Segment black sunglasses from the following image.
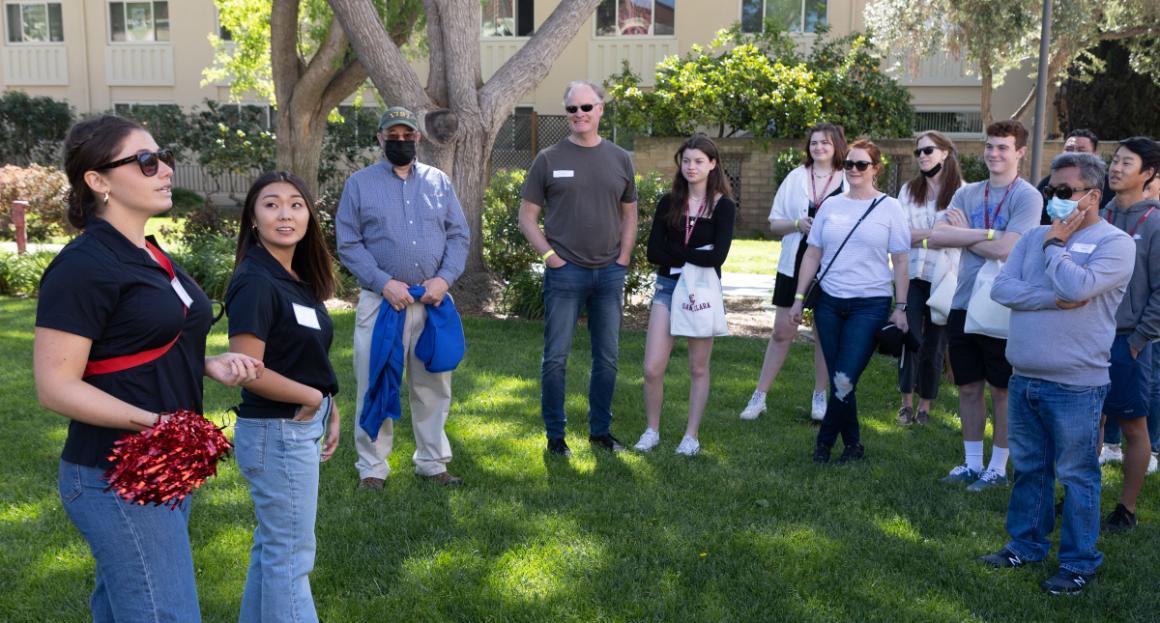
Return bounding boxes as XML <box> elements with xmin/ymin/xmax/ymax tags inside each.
<box><xmin>913</xmin><ymin>146</ymin><xmax>938</xmax><ymax>157</ymax></box>
<box><xmin>1043</xmin><ymin>185</ymin><xmax>1094</xmax><ymax>200</ymax></box>
<box><xmin>843</xmin><ymin>160</ymin><xmax>873</xmax><ymax>171</ymax></box>
<box><xmin>94</xmin><ymin>149</ymin><xmax>175</xmax><ymax>177</ymax></box>
<box><xmin>565</xmin><ymin>103</ymin><xmax>596</xmax><ymax>114</ymax></box>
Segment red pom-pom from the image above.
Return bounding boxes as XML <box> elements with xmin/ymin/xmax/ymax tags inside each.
<box><xmin>104</xmin><ymin>409</ymin><xmax>232</xmax><ymax>509</ymax></box>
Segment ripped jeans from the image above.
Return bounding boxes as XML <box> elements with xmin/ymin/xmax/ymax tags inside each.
<box><xmin>813</xmin><ymin>290</ymin><xmax>891</xmax><ymax>449</ymax></box>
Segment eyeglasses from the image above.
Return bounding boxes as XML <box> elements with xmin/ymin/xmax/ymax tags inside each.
<box><xmin>913</xmin><ymin>146</ymin><xmax>938</xmax><ymax>157</ymax></box>
<box><xmin>565</xmin><ymin>103</ymin><xmax>596</xmax><ymax>114</ymax></box>
<box><xmin>843</xmin><ymin>160</ymin><xmax>873</xmax><ymax>171</ymax></box>
<box><xmin>94</xmin><ymin>149</ymin><xmax>175</xmax><ymax>177</ymax></box>
<box><xmin>1043</xmin><ymin>185</ymin><xmax>1095</xmax><ymax>200</ymax></box>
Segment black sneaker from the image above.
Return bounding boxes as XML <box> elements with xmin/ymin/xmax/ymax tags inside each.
<box><xmin>837</xmin><ymin>443</ymin><xmax>865</xmax><ymax>463</ymax></box>
<box><xmin>977</xmin><ymin>547</ymin><xmax>1033</xmax><ymax>569</ymax></box>
<box><xmin>1101</xmin><ymin>503</ymin><xmax>1137</xmax><ymax>533</ymax></box>
<box><xmin>1041</xmin><ymin>568</ymin><xmax>1094</xmax><ymax>595</ymax></box>
<box><xmin>588</xmin><ymin>434</ymin><xmax>625</xmax><ymax>452</ymax></box>
<box><xmin>546</xmin><ymin>437</ymin><xmax>571</xmax><ymax>457</ymax></box>
<box><xmin>813</xmin><ymin>444</ymin><xmax>831</xmax><ymax>464</ymax></box>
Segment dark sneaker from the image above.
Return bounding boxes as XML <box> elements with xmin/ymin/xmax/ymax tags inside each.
<box><xmin>420</xmin><ymin>471</ymin><xmax>463</xmax><ymax>486</ymax></box>
<box><xmin>897</xmin><ymin>406</ymin><xmax>914</xmax><ymax>426</ymax></box>
<box><xmin>1041</xmin><ymin>568</ymin><xmax>1094</xmax><ymax>595</ymax></box>
<box><xmin>940</xmin><ymin>464</ymin><xmax>980</xmax><ymax>485</ymax></box>
<box><xmin>813</xmin><ymin>444</ymin><xmax>831</xmax><ymax>464</ymax></box>
<box><xmin>915</xmin><ymin>410</ymin><xmax>930</xmax><ymax>425</ymax></box>
<box><xmin>358</xmin><ymin>477</ymin><xmax>385</xmax><ymax>490</ymax></box>
<box><xmin>837</xmin><ymin>443</ymin><xmax>865</xmax><ymax>463</ymax></box>
<box><xmin>977</xmin><ymin>547</ymin><xmax>1034</xmax><ymax>569</ymax></box>
<box><xmin>588</xmin><ymin>434</ymin><xmax>625</xmax><ymax>452</ymax></box>
<box><xmin>1101</xmin><ymin>503</ymin><xmax>1137</xmax><ymax>533</ymax></box>
<box><xmin>546</xmin><ymin>437</ymin><xmax>571</xmax><ymax>457</ymax></box>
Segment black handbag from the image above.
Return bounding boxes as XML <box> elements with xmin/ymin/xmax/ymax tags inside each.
<box><xmin>802</xmin><ymin>195</ymin><xmax>886</xmax><ymax>310</ymax></box>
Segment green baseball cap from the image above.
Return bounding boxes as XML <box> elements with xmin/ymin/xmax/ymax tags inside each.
<box><xmin>378</xmin><ymin>106</ymin><xmax>419</xmax><ymax>131</ymax></box>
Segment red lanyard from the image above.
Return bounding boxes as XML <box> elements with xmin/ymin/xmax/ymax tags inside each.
<box><xmin>145</xmin><ymin>241</ymin><xmax>176</xmax><ymax>281</ymax></box>
<box><xmin>810</xmin><ymin>167</ymin><xmax>836</xmax><ymax>210</ymax></box>
<box><xmin>982</xmin><ymin>181</ymin><xmax>1016</xmax><ymax>229</ymax></box>
<box><xmin>684</xmin><ymin>197</ymin><xmax>707</xmax><ymax>247</ymax></box>
<box><xmin>1106</xmin><ymin>206</ymin><xmax>1156</xmax><ymax>237</ymax></box>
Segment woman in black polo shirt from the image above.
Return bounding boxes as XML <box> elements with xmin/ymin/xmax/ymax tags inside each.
<box><xmin>225</xmin><ymin>171</ymin><xmax>339</xmax><ymax>623</ymax></box>
<box><xmin>34</xmin><ymin>115</ymin><xmax>262</xmax><ymax>622</ymax></box>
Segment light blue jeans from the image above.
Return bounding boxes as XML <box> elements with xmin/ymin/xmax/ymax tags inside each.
<box><xmin>234</xmin><ymin>416</ymin><xmax>324</xmax><ymax>623</ymax></box>
<box><xmin>1005</xmin><ymin>375</ymin><xmax>1107</xmax><ymax>575</ymax></box>
<box><xmin>58</xmin><ymin>459</ymin><xmax>201</xmax><ymax>622</ymax></box>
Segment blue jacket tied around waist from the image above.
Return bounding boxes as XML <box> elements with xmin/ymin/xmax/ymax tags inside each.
<box><xmin>358</xmin><ymin>285</ymin><xmax>466</xmax><ymax>440</ymax></box>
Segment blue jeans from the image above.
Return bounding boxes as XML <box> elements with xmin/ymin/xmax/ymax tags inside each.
<box><xmin>235</xmin><ymin>416</ymin><xmax>324</xmax><ymax>623</ymax></box>
<box><xmin>58</xmin><ymin>459</ymin><xmax>201</xmax><ymax>622</ymax></box>
<box><xmin>1005</xmin><ymin>375</ymin><xmax>1107</xmax><ymax>575</ymax></box>
<box><xmin>541</xmin><ymin>261</ymin><xmax>626</xmax><ymax>439</ymax></box>
<box><xmin>812</xmin><ymin>291</ymin><xmax>891</xmax><ymax>449</ymax></box>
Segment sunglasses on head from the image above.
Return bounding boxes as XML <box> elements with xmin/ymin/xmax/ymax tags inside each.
<box><xmin>94</xmin><ymin>149</ymin><xmax>175</xmax><ymax>177</ymax></box>
<box><xmin>565</xmin><ymin>103</ymin><xmax>596</xmax><ymax>114</ymax></box>
<box><xmin>1042</xmin><ymin>185</ymin><xmax>1094</xmax><ymax>200</ymax></box>
<box><xmin>913</xmin><ymin>146</ymin><xmax>938</xmax><ymax>157</ymax></box>
<box><xmin>843</xmin><ymin>160</ymin><xmax>873</xmax><ymax>171</ymax></box>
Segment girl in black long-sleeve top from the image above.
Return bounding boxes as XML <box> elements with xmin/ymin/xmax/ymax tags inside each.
<box><xmin>633</xmin><ymin>135</ymin><xmax>735</xmax><ymax>456</ymax></box>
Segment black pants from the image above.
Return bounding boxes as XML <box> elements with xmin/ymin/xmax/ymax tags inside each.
<box><xmin>897</xmin><ymin>279</ymin><xmax>947</xmax><ymax>401</ymax></box>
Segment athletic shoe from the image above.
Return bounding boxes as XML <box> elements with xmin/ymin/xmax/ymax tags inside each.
<box><xmin>811</xmin><ymin>391</ymin><xmax>827</xmax><ymax>422</ymax></box>
<box><xmin>813</xmin><ymin>444</ymin><xmax>831</xmax><ymax>464</ymax></box>
<box><xmin>739</xmin><ymin>392</ymin><xmax>766</xmax><ymax>420</ymax></box>
<box><xmin>633</xmin><ymin>429</ymin><xmax>660</xmax><ymax>452</ymax></box>
<box><xmin>897</xmin><ymin>406</ymin><xmax>914</xmax><ymax>426</ymax></box>
<box><xmin>940</xmin><ymin>464</ymin><xmax>980</xmax><ymax>485</ymax></box>
<box><xmin>966</xmin><ymin>469</ymin><xmax>1009</xmax><ymax>492</ymax></box>
<box><xmin>675</xmin><ymin>435</ymin><xmax>700</xmax><ymax>456</ymax></box>
<box><xmin>1101</xmin><ymin>503</ymin><xmax>1137</xmax><ymax>533</ymax></box>
<box><xmin>1041</xmin><ymin>568</ymin><xmax>1094</xmax><ymax>595</ymax></box>
<box><xmin>1099</xmin><ymin>443</ymin><xmax>1123</xmax><ymax>465</ymax></box>
<box><xmin>915</xmin><ymin>410</ymin><xmax>930</xmax><ymax>425</ymax></box>
<box><xmin>837</xmin><ymin>443</ymin><xmax>865</xmax><ymax>463</ymax></box>
<box><xmin>547</xmin><ymin>437</ymin><xmax>571</xmax><ymax>457</ymax></box>
<box><xmin>589</xmin><ymin>434</ymin><xmax>626</xmax><ymax>452</ymax></box>
<box><xmin>977</xmin><ymin>547</ymin><xmax>1033</xmax><ymax>568</ymax></box>
<box><xmin>1147</xmin><ymin>453</ymin><xmax>1158</xmax><ymax>476</ymax></box>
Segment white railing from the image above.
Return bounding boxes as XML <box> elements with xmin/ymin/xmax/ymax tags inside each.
<box><xmin>105</xmin><ymin>45</ymin><xmax>175</xmax><ymax>86</ymax></box>
<box><xmin>1</xmin><ymin>45</ymin><xmax>68</xmax><ymax>86</ymax></box>
<box><xmin>890</xmin><ymin>51</ymin><xmax>979</xmax><ymax>87</ymax></box>
<box><xmin>480</xmin><ymin>38</ymin><xmax>527</xmax><ymax>81</ymax></box>
<box><xmin>587</xmin><ymin>37</ymin><xmax>678</xmax><ymax>87</ymax></box>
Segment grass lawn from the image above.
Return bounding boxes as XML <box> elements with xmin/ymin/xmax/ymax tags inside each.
<box><xmin>1</xmin><ymin>296</ymin><xmax>1157</xmax><ymax>621</ymax></box>
<box><xmin>722</xmin><ymin>239</ymin><xmax>782</xmax><ymax>276</ymax></box>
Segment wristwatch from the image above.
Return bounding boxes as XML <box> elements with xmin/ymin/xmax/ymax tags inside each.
<box><xmin>1043</xmin><ymin>237</ymin><xmax>1066</xmax><ymax>250</ymax></box>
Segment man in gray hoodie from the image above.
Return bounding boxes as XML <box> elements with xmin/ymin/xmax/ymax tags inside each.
<box><xmin>978</xmin><ymin>152</ymin><xmax>1134</xmax><ymax>594</ymax></box>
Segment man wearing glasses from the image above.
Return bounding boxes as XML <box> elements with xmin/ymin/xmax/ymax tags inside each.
<box><xmin>518</xmin><ymin>80</ymin><xmax>638</xmax><ymax>457</ymax></box>
<box><xmin>336</xmin><ymin>107</ymin><xmax>470</xmax><ymax>489</ymax></box>
<box><xmin>1036</xmin><ymin>129</ymin><xmax>1113</xmax><ymax>224</ymax></box>
<box><xmin>929</xmin><ymin>120</ymin><xmax>1043</xmax><ymax>492</ymax></box>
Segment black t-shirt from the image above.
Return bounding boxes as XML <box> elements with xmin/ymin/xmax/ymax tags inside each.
<box><xmin>225</xmin><ymin>244</ymin><xmax>338</xmax><ymax>419</ymax></box>
<box><xmin>36</xmin><ymin>218</ymin><xmax>211</xmax><ymax>468</ymax></box>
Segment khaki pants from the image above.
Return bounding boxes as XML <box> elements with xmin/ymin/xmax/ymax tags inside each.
<box><xmin>353</xmin><ymin>290</ymin><xmax>452</xmax><ymax>479</ymax></box>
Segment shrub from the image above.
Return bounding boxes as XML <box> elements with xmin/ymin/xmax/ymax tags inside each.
<box><xmin>959</xmin><ymin>154</ymin><xmax>989</xmax><ymax>183</ymax></box>
<box><xmin>774</xmin><ymin>148</ymin><xmax>802</xmax><ymax>185</ymax></box>
<box><xmin>0</xmin><ymin>164</ymin><xmax>71</xmax><ymax>241</ymax></box>
<box><xmin>0</xmin><ymin>251</ymin><xmax>56</xmax><ymax>297</ymax></box>
<box><xmin>0</xmin><ymin>92</ymin><xmax>73</xmax><ymax>166</ymax></box>
<box><xmin>172</xmin><ymin>235</ymin><xmax>237</xmax><ymax>302</ymax></box>
<box><xmin>482</xmin><ymin>169</ymin><xmax>536</xmax><ymax>283</ymax></box>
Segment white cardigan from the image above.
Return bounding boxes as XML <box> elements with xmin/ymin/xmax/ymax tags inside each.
<box><xmin>767</xmin><ymin>165</ymin><xmax>847</xmax><ymax>277</ymax></box>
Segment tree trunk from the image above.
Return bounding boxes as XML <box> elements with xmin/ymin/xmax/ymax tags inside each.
<box><xmin>980</xmin><ymin>64</ymin><xmax>994</xmax><ymax>126</ymax></box>
<box><xmin>277</xmin><ymin>108</ymin><xmax>329</xmax><ymax>198</ymax></box>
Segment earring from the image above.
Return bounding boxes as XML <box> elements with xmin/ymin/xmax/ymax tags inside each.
<box><xmin>103</xmin><ymin>192</ymin><xmax>109</xmax><ymax>205</ymax></box>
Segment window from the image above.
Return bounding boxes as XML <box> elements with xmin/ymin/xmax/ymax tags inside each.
<box><xmin>740</xmin><ymin>0</ymin><xmax>826</xmax><ymax>34</ymax></box>
<box><xmin>109</xmin><ymin>1</ymin><xmax>168</xmax><ymax>42</ymax></box>
<box><xmin>482</xmin><ymin>0</ymin><xmax>533</xmax><ymax>37</ymax></box>
<box><xmin>596</xmin><ymin>0</ymin><xmax>674</xmax><ymax>37</ymax></box>
<box><xmin>5</xmin><ymin>1</ymin><xmax>63</xmax><ymax>43</ymax></box>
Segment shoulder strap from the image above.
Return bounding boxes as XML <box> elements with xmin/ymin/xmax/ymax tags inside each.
<box><xmin>814</xmin><ymin>195</ymin><xmax>886</xmax><ymax>286</ymax></box>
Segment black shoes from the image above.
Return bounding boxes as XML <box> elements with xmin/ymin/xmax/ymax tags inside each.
<box><xmin>589</xmin><ymin>434</ymin><xmax>626</xmax><ymax>452</ymax></box>
<box><xmin>813</xmin><ymin>444</ymin><xmax>831</xmax><ymax>464</ymax></box>
<box><xmin>546</xmin><ymin>437</ymin><xmax>571</xmax><ymax>457</ymax></box>
<box><xmin>837</xmin><ymin>443</ymin><xmax>865</xmax><ymax>463</ymax></box>
<box><xmin>1041</xmin><ymin>568</ymin><xmax>1095</xmax><ymax>595</ymax></box>
<box><xmin>977</xmin><ymin>547</ymin><xmax>1033</xmax><ymax>569</ymax></box>
<box><xmin>1101</xmin><ymin>503</ymin><xmax>1137</xmax><ymax>533</ymax></box>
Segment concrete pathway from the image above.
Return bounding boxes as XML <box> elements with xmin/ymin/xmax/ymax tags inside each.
<box><xmin>722</xmin><ymin>272</ymin><xmax>774</xmax><ymax>298</ymax></box>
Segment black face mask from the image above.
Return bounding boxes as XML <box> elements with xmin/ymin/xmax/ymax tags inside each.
<box><xmin>383</xmin><ymin>140</ymin><xmax>416</xmax><ymax>166</ymax></box>
<box><xmin>921</xmin><ymin>162</ymin><xmax>943</xmax><ymax>178</ymax></box>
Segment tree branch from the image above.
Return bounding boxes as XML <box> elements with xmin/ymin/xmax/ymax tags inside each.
<box><xmin>296</xmin><ymin>17</ymin><xmax>351</xmax><ymax>112</ymax></box>
<box><xmin>270</xmin><ymin>0</ymin><xmax>302</xmax><ymax>109</ymax></box>
<box><xmin>435</xmin><ymin>0</ymin><xmax>481</xmax><ymax>114</ymax></box>
<box><xmin>423</xmin><ymin>0</ymin><xmax>448</xmax><ymax>107</ymax></box>
<box><xmin>329</xmin><ymin>0</ymin><xmax>430</xmax><ymax>110</ymax></box>
<box><xmin>1099</xmin><ymin>26</ymin><xmax>1160</xmax><ymax>42</ymax></box>
<box><xmin>320</xmin><ymin>59</ymin><xmax>370</xmax><ymax>114</ymax></box>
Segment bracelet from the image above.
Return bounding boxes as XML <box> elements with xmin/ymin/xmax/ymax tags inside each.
<box><xmin>541</xmin><ymin>248</ymin><xmax>557</xmax><ymax>261</ymax></box>
<box><xmin>895</xmin><ymin>303</ymin><xmax>907</xmax><ymax>310</ymax></box>
<box><xmin>986</xmin><ymin>229</ymin><xmax>995</xmax><ymax>241</ymax></box>
<box><xmin>794</xmin><ymin>293</ymin><xmax>805</xmax><ymax>301</ymax></box>
<box><xmin>794</xmin><ymin>219</ymin><xmax>800</xmax><ymax>231</ymax></box>
<box><xmin>921</xmin><ymin>239</ymin><xmax>928</xmax><ymax>250</ymax></box>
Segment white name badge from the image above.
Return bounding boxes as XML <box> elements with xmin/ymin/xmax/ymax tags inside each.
<box><xmin>171</xmin><ymin>277</ymin><xmax>194</xmax><ymax>307</ymax></box>
<box><xmin>1133</xmin><ymin>234</ymin><xmax>1143</xmax><ymax>240</ymax></box>
<box><xmin>293</xmin><ymin>303</ymin><xmax>322</xmax><ymax>330</ymax></box>
<box><xmin>1070</xmin><ymin>242</ymin><xmax>1096</xmax><ymax>254</ymax></box>
<box><xmin>553</xmin><ymin>170</ymin><xmax>575</xmax><ymax>178</ymax></box>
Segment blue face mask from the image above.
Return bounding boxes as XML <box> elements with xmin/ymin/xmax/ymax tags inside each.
<box><xmin>1046</xmin><ymin>196</ymin><xmax>1080</xmax><ymax>221</ymax></box>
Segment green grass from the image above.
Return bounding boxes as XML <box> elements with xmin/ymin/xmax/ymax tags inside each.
<box><xmin>722</xmin><ymin>239</ymin><xmax>783</xmax><ymax>275</ymax></box>
<box><xmin>1</xmin><ymin>296</ymin><xmax>1158</xmax><ymax>621</ymax></box>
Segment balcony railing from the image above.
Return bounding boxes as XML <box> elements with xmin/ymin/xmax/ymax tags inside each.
<box><xmin>890</xmin><ymin>52</ymin><xmax>979</xmax><ymax>87</ymax></box>
<box><xmin>1</xmin><ymin>45</ymin><xmax>68</xmax><ymax>86</ymax></box>
<box><xmin>587</xmin><ymin>37</ymin><xmax>678</xmax><ymax>87</ymax></box>
<box><xmin>480</xmin><ymin>37</ymin><xmax>528</xmax><ymax>81</ymax></box>
<box><xmin>105</xmin><ymin>44</ymin><xmax>175</xmax><ymax>86</ymax></box>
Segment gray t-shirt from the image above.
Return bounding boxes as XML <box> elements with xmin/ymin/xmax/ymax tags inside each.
<box><xmin>522</xmin><ymin>138</ymin><xmax>637</xmax><ymax>268</ymax></box>
<box><xmin>944</xmin><ymin>178</ymin><xmax>1042</xmax><ymax>309</ymax></box>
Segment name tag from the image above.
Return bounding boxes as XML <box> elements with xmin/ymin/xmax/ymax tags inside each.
<box><xmin>553</xmin><ymin>170</ymin><xmax>575</xmax><ymax>178</ymax></box>
<box><xmin>1070</xmin><ymin>242</ymin><xmax>1095</xmax><ymax>254</ymax></box>
<box><xmin>1134</xmin><ymin>234</ymin><xmax>1143</xmax><ymax>240</ymax></box>
<box><xmin>293</xmin><ymin>303</ymin><xmax>321</xmax><ymax>330</ymax></box>
<box><xmin>171</xmin><ymin>278</ymin><xmax>194</xmax><ymax>307</ymax></box>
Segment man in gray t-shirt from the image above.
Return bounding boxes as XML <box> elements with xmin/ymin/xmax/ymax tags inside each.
<box><xmin>929</xmin><ymin>120</ymin><xmax>1043</xmax><ymax>492</ymax></box>
<box><xmin>518</xmin><ymin>80</ymin><xmax>638</xmax><ymax>457</ymax></box>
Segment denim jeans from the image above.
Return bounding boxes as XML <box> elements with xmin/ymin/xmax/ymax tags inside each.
<box><xmin>235</xmin><ymin>416</ymin><xmax>325</xmax><ymax>623</ymax></box>
<box><xmin>58</xmin><ymin>459</ymin><xmax>201</xmax><ymax>622</ymax></box>
<box><xmin>1005</xmin><ymin>374</ymin><xmax>1107</xmax><ymax>575</ymax></box>
<box><xmin>813</xmin><ymin>291</ymin><xmax>891</xmax><ymax>449</ymax></box>
<box><xmin>541</xmin><ymin>261</ymin><xmax>626</xmax><ymax>439</ymax></box>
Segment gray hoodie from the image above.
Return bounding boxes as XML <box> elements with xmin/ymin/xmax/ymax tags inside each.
<box><xmin>1102</xmin><ymin>198</ymin><xmax>1160</xmax><ymax>353</ymax></box>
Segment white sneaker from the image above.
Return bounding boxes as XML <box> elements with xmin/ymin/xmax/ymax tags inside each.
<box><xmin>1099</xmin><ymin>443</ymin><xmax>1123</xmax><ymax>465</ymax></box>
<box><xmin>1148</xmin><ymin>453</ymin><xmax>1158</xmax><ymax>476</ymax></box>
<box><xmin>633</xmin><ymin>428</ymin><xmax>660</xmax><ymax>452</ymax></box>
<box><xmin>675</xmin><ymin>435</ymin><xmax>700</xmax><ymax>456</ymax></box>
<box><xmin>811</xmin><ymin>391</ymin><xmax>827</xmax><ymax>422</ymax></box>
<box><xmin>739</xmin><ymin>391</ymin><xmax>766</xmax><ymax>420</ymax></box>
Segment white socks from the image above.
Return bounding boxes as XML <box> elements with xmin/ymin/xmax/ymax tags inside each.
<box><xmin>965</xmin><ymin>441</ymin><xmax>984</xmax><ymax>473</ymax></box>
<box><xmin>987</xmin><ymin>446</ymin><xmax>1009</xmax><ymax>476</ymax></box>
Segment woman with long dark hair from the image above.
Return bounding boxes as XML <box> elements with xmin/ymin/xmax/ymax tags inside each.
<box><xmin>740</xmin><ymin>123</ymin><xmax>847</xmax><ymax>422</ymax></box>
<box><xmin>34</xmin><ymin>115</ymin><xmax>262</xmax><ymax>621</ymax></box>
<box><xmin>633</xmin><ymin>135</ymin><xmax>735</xmax><ymax>455</ymax></box>
<box><xmin>225</xmin><ymin>171</ymin><xmax>340</xmax><ymax>623</ymax></box>
<box><xmin>896</xmin><ymin>131</ymin><xmax>964</xmax><ymax>425</ymax></box>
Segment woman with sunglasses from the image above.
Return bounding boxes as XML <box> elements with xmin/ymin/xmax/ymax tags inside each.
<box><xmin>790</xmin><ymin>139</ymin><xmax>911</xmax><ymax>463</ymax></box>
<box><xmin>34</xmin><ymin>115</ymin><xmax>263</xmax><ymax>621</ymax></box>
<box><xmin>896</xmin><ymin>131</ymin><xmax>965</xmax><ymax>426</ymax></box>
<box><xmin>740</xmin><ymin>123</ymin><xmax>847</xmax><ymax>422</ymax></box>
<box><xmin>225</xmin><ymin>172</ymin><xmax>340</xmax><ymax>622</ymax></box>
